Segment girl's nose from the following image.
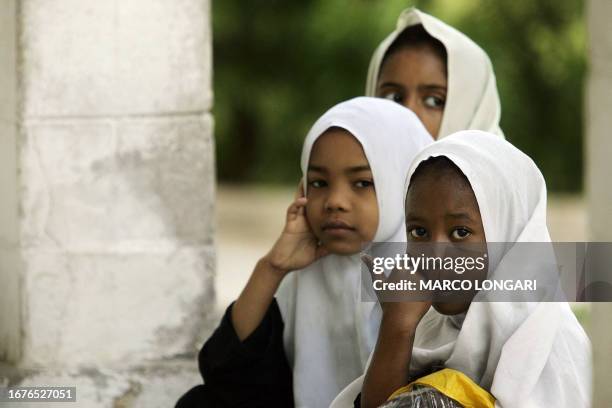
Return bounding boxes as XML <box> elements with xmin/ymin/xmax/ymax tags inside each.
<box><xmin>405</xmin><ymin>97</ymin><xmax>415</xmax><ymax>111</ymax></box>
<box><xmin>431</xmin><ymin>231</ymin><xmax>451</xmax><ymax>244</ymax></box>
<box><xmin>404</xmin><ymin>94</ymin><xmax>419</xmax><ymax>114</ymax></box>
<box><xmin>429</xmin><ymin>233</ymin><xmax>451</xmax><ymax>263</ymax></box>
<box><xmin>324</xmin><ymin>187</ymin><xmax>350</xmax><ymax>212</ymax></box>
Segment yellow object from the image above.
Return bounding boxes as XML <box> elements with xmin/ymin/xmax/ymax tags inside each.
<box><xmin>387</xmin><ymin>368</ymin><xmax>496</xmax><ymax>408</ymax></box>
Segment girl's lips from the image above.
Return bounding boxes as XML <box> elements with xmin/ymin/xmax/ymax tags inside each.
<box><xmin>321</xmin><ymin>220</ymin><xmax>355</xmax><ymax>231</ymax></box>
<box><xmin>322</xmin><ymin>220</ymin><xmax>356</xmax><ymax>237</ymax></box>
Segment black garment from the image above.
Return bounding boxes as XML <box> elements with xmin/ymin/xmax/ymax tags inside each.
<box><xmin>176</xmin><ymin>299</ymin><xmax>294</xmax><ymax>408</ymax></box>
<box><xmin>354</xmin><ymin>392</ymin><xmax>361</xmax><ymax>408</ymax></box>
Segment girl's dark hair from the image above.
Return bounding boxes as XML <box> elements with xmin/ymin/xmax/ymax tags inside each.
<box><xmin>381</xmin><ymin>24</ymin><xmax>447</xmax><ymax>69</ymax></box>
<box><xmin>409</xmin><ymin>156</ymin><xmax>470</xmax><ymax>190</ymax></box>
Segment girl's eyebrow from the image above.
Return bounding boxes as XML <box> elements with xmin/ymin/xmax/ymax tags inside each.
<box><xmin>307</xmin><ymin>165</ymin><xmax>326</xmax><ymax>173</ymax></box>
<box><xmin>446</xmin><ymin>212</ymin><xmax>474</xmax><ymax>221</ymax></box>
<box><xmin>378</xmin><ymin>81</ymin><xmax>403</xmax><ymax>89</ymax></box>
<box><xmin>308</xmin><ymin>164</ymin><xmax>371</xmax><ymax>173</ymax></box>
<box><xmin>346</xmin><ymin>165</ymin><xmax>371</xmax><ymax>173</ymax></box>
<box><xmin>418</xmin><ymin>84</ymin><xmax>447</xmax><ymax>92</ymax></box>
<box><xmin>405</xmin><ymin>214</ymin><xmax>426</xmax><ymax>222</ymax></box>
<box><xmin>378</xmin><ymin>82</ymin><xmax>447</xmax><ymax>91</ymax></box>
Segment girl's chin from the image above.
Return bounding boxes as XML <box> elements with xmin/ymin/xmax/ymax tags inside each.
<box><xmin>433</xmin><ymin>302</ymin><xmax>470</xmax><ymax>316</ymax></box>
<box><xmin>322</xmin><ymin>241</ymin><xmax>362</xmax><ymax>256</ymax></box>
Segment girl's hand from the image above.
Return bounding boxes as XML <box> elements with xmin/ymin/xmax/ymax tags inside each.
<box><xmin>263</xmin><ymin>180</ymin><xmax>329</xmax><ymax>276</ymax></box>
<box><xmin>381</xmin><ymin>298</ymin><xmax>431</xmax><ymax>335</ymax></box>
<box><xmin>361</xmin><ymin>254</ymin><xmax>431</xmax><ymax>408</ymax></box>
<box><xmin>362</xmin><ymin>254</ymin><xmax>432</xmax><ymax>333</ymax></box>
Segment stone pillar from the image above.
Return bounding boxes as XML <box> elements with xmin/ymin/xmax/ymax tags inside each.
<box><xmin>586</xmin><ymin>0</ymin><xmax>612</xmax><ymax>405</ymax></box>
<box><xmin>0</xmin><ymin>0</ymin><xmax>21</xmax><ymax>366</ymax></box>
<box><xmin>0</xmin><ymin>1</ymin><xmax>215</xmax><ymax>406</ymax></box>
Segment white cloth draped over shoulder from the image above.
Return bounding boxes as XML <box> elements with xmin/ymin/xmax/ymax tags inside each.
<box><xmin>365</xmin><ymin>8</ymin><xmax>504</xmax><ymax>139</ymax></box>
<box><xmin>276</xmin><ymin>97</ymin><xmax>434</xmax><ymax>408</ymax></box>
<box><xmin>331</xmin><ymin>131</ymin><xmax>591</xmax><ymax>408</ymax></box>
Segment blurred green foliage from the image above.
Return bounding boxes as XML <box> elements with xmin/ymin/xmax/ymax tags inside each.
<box><xmin>213</xmin><ymin>0</ymin><xmax>585</xmax><ymax>191</ymax></box>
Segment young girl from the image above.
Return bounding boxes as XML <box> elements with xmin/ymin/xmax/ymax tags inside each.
<box><xmin>332</xmin><ymin>131</ymin><xmax>591</xmax><ymax>407</ymax></box>
<box><xmin>367</xmin><ymin>8</ymin><xmax>503</xmax><ymax>139</ymax></box>
<box><xmin>176</xmin><ymin>97</ymin><xmax>433</xmax><ymax>408</ymax></box>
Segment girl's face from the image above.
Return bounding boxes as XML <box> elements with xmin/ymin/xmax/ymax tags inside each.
<box><xmin>405</xmin><ymin>164</ymin><xmax>486</xmax><ymax>315</ymax></box>
<box><xmin>306</xmin><ymin>128</ymin><xmax>379</xmax><ymax>255</ymax></box>
<box><xmin>376</xmin><ymin>46</ymin><xmax>447</xmax><ymax>139</ymax></box>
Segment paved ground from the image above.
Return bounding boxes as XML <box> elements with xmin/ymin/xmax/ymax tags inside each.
<box><xmin>214</xmin><ymin>185</ymin><xmax>293</xmax><ymax>310</ymax></box>
<box><xmin>214</xmin><ymin>185</ymin><xmax>590</xmax><ymax>324</ymax></box>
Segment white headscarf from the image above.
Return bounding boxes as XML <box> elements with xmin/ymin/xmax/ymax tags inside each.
<box><xmin>365</xmin><ymin>8</ymin><xmax>504</xmax><ymax>138</ymax></box>
<box><xmin>277</xmin><ymin>97</ymin><xmax>434</xmax><ymax>408</ymax></box>
<box><xmin>331</xmin><ymin>131</ymin><xmax>591</xmax><ymax>408</ymax></box>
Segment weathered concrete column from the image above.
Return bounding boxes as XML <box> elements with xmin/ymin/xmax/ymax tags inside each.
<box><xmin>586</xmin><ymin>0</ymin><xmax>612</xmax><ymax>405</ymax></box>
<box><xmin>0</xmin><ymin>0</ymin><xmax>22</xmax><ymax>368</ymax></box>
<box><xmin>0</xmin><ymin>1</ymin><xmax>215</xmax><ymax>406</ymax></box>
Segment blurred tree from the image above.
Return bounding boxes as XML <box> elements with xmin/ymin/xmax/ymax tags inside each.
<box><xmin>428</xmin><ymin>0</ymin><xmax>585</xmax><ymax>191</ymax></box>
<box><xmin>213</xmin><ymin>0</ymin><xmax>585</xmax><ymax>191</ymax></box>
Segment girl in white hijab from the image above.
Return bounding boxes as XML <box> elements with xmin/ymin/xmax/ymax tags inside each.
<box><xmin>331</xmin><ymin>131</ymin><xmax>591</xmax><ymax>408</ymax></box>
<box><xmin>177</xmin><ymin>97</ymin><xmax>433</xmax><ymax>408</ymax></box>
<box><xmin>275</xmin><ymin>97</ymin><xmax>433</xmax><ymax>407</ymax></box>
<box><xmin>367</xmin><ymin>8</ymin><xmax>504</xmax><ymax>139</ymax></box>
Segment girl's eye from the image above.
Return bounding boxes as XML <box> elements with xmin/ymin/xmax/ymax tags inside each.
<box><xmin>409</xmin><ymin>227</ymin><xmax>428</xmax><ymax>239</ymax></box>
<box><xmin>424</xmin><ymin>95</ymin><xmax>445</xmax><ymax>109</ymax></box>
<box><xmin>451</xmin><ymin>228</ymin><xmax>471</xmax><ymax>240</ymax></box>
<box><xmin>309</xmin><ymin>180</ymin><xmax>327</xmax><ymax>188</ymax></box>
<box><xmin>355</xmin><ymin>180</ymin><xmax>374</xmax><ymax>188</ymax></box>
<box><xmin>381</xmin><ymin>91</ymin><xmax>404</xmax><ymax>104</ymax></box>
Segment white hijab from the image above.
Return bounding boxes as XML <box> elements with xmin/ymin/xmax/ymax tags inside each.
<box><xmin>276</xmin><ymin>97</ymin><xmax>433</xmax><ymax>408</ymax></box>
<box><xmin>365</xmin><ymin>8</ymin><xmax>504</xmax><ymax>138</ymax></box>
<box><xmin>332</xmin><ymin>131</ymin><xmax>591</xmax><ymax>408</ymax></box>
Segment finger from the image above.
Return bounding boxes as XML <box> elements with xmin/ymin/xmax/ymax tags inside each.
<box><xmin>297</xmin><ymin>196</ymin><xmax>307</xmax><ymax>216</ymax></box>
<box><xmin>286</xmin><ymin>197</ymin><xmax>307</xmax><ymax>220</ymax></box>
<box><xmin>286</xmin><ymin>200</ymin><xmax>301</xmax><ymax>218</ymax></box>
<box><xmin>294</xmin><ymin>179</ymin><xmax>305</xmax><ymax>200</ymax></box>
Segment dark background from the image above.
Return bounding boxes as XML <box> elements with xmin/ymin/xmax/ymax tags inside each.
<box><xmin>213</xmin><ymin>0</ymin><xmax>585</xmax><ymax>191</ymax></box>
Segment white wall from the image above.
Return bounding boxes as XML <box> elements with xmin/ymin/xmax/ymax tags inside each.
<box><xmin>0</xmin><ymin>0</ymin><xmax>21</xmax><ymax>365</ymax></box>
<box><xmin>0</xmin><ymin>1</ymin><xmax>215</xmax><ymax>406</ymax></box>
